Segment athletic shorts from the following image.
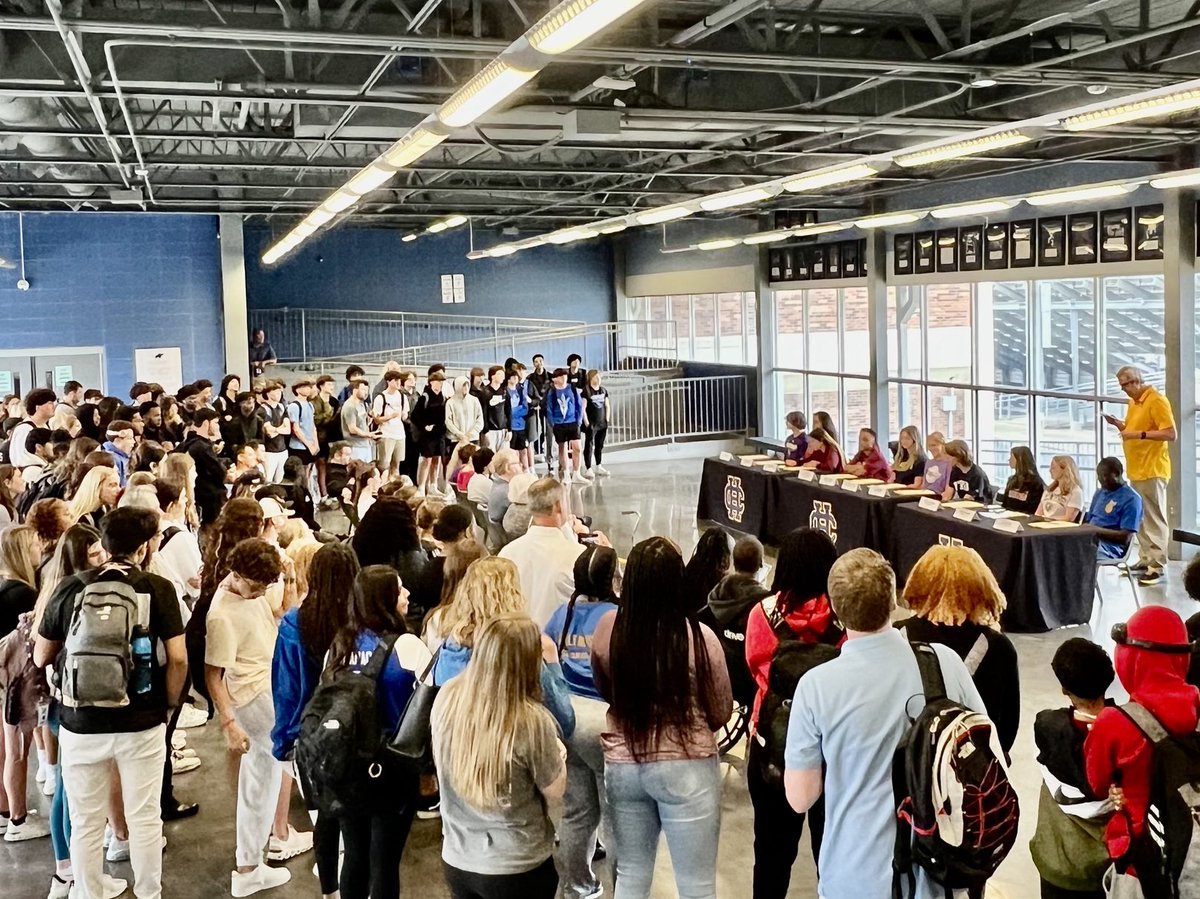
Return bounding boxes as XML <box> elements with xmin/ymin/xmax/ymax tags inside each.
<box><xmin>418</xmin><ymin>435</ymin><xmax>447</xmax><ymax>459</ymax></box>
<box><xmin>553</xmin><ymin>424</ymin><xmax>581</xmax><ymax>444</ymax></box>
<box><xmin>288</xmin><ymin>447</ymin><xmax>314</xmax><ymax>465</ymax></box>
<box><xmin>510</xmin><ymin>433</ymin><xmax>528</xmax><ymax>451</ymax></box>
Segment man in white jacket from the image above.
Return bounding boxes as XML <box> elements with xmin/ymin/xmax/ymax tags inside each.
<box><xmin>443</xmin><ymin>376</ymin><xmax>483</xmax><ymax>500</ymax></box>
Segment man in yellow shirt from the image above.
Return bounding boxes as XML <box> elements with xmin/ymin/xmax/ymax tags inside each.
<box><xmin>1103</xmin><ymin>365</ymin><xmax>1177</xmax><ymax>586</ymax></box>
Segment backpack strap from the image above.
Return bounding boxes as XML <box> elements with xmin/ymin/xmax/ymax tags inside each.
<box><xmin>557</xmin><ymin>596</ymin><xmax>579</xmax><ymax>656</ymax></box>
<box><xmin>361</xmin><ymin>634</ymin><xmax>400</xmax><ymax>682</ymax></box>
<box><xmin>1120</xmin><ymin>701</ymin><xmax>1170</xmax><ymax>743</ymax></box>
<box><xmin>910</xmin><ymin>641</ymin><xmax>947</xmax><ymax>704</ymax></box>
<box><xmin>963</xmin><ymin>633</ymin><xmax>989</xmax><ymax>676</ymax></box>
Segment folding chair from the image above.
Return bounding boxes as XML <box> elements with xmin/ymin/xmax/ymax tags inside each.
<box><xmin>1095</xmin><ymin>538</ymin><xmax>1140</xmax><ymax>609</ymax></box>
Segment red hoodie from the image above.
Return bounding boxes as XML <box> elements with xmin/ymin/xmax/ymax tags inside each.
<box><xmin>1085</xmin><ymin>606</ymin><xmax>1200</xmax><ymax>863</ymax></box>
<box><xmin>745</xmin><ymin>592</ymin><xmax>842</xmax><ymax>735</ymax></box>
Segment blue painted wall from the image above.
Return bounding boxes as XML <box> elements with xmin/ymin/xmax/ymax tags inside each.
<box><xmin>244</xmin><ymin>226</ymin><xmax>617</xmax><ymax>324</ymax></box>
<box><xmin>0</xmin><ymin>213</ymin><xmax>225</xmax><ymax>392</ymax></box>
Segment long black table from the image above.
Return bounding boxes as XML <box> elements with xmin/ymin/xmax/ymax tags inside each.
<box><xmin>890</xmin><ymin>505</ymin><xmax>1100</xmax><ymax>632</ymax></box>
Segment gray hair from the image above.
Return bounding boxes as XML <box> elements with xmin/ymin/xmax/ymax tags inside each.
<box><xmin>827</xmin><ymin>548</ymin><xmax>896</xmax><ymax>632</ymax></box>
<box><xmin>527</xmin><ymin>476</ymin><xmax>564</xmax><ymax>517</ymax></box>
<box><xmin>1116</xmin><ymin>365</ymin><xmax>1143</xmax><ymax>382</ymax></box>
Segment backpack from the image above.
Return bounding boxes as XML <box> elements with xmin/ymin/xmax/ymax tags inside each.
<box><xmin>892</xmin><ymin>642</ymin><xmax>1020</xmax><ymax>898</ymax></box>
<box><xmin>159</xmin><ymin>527</ymin><xmax>182</xmax><ymax>551</ymax></box>
<box><xmin>59</xmin><ymin>572</ymin><xmax>149</xmax><ymax>709</ymax></box>
<box><xmin>1117</xmin><ymin>703</ymin><xmax>1200</xmax><ymax>899</ymax></box>
<box><xmin>753</xmin><ymin>606</ymin><xmax>839</xmax><ymax>790</ymax></box>
<box><xmin>702</xmin><ymin>583</ymin><xmax>770</xmax><ymax>707</ymax></box>
<box><xmin>295</xmin><ymin>635</ymin><xmax>400</xmax><ymax>817</ymax></box>
<box><xmin>17</xmin><ymin>470</ymin><xmax>67</xmax><ymax>519</ymax></box>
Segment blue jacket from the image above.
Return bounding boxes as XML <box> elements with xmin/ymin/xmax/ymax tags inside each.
<box><xmin>544</xmin><ymin>599</ymin><xmax>618</xmax><ymax>702</ymax></box>
<box><xmin>102</xmin><ymin>441</ymin><xmax>130</xmax><ymax>487</ymax></box>
<box><xmin>507</xmin><ymin>383</ymin><xmax>530</xmax><ymax>434</ymax></box>
<box><xmin>271</xmin><ymin>608</ymin><xmax>321</xmax><ymax>761</ymax></box>
<box><xmin>545</xmin><ymin>385</ymin><xmax>583</xmax><ymax>427</ymax></box>
<box><xmin>433</xmin><ymin>639</ymin><xmax>576</xmax><ymax>738</ymax></box>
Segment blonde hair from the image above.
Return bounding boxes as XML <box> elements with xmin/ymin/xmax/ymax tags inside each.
<box><xmin>903</xmin><ymin>544</ymin><xmax>1007</xmax><ymax>629</ymax></box>
<box><xmin>436</xmin><ymin>613</ymin><xmax>550</xmax><ymax>810</ymax></box>
<box><xmin>118</xmin><ymin>484</ymin><xmax>159</xmax><ymax>511</ymax></box>
<box><xmin>1048</xmin><ymin>455</ymin><xmax>1082</xmax><ymax>500</ymax></box>
<box><xmin>158</xmin><ymin>454</ymin><xmax>200</xmax><ymax>531</ymax></box>
<box><xmin>443</xmin><ymin>556</ymin><xmax>524</xmax><ymax>647</ymax></box>
<box><xmin>894</xmin><ymin>425</ymin><xmax>926</xmax><ymax>472</ymax></box>
<box><xmin>927</xmin><ymin>431</ymin><xmax>947</xmax><ymax>453</ymax></box>
<box><xmin>68</xmin><ymin>466</ymin><xmax>118</xmax><ymax>524</ymax></box>
<box><xmin>0</xmin><ymin>525</ymin><xmax>42</xmax><ymax>590</ymax></box>
<box><xmin>278</xmin><ymin>519</ymin><xmax>314</xmax><ymax>550</ymax></box>
<box><xmin>286</xmin><ymin>540</ymin><xmax>322</xmax><ymax>601</ymax></box>
<box><xmin>127</xmin><ymin>471</ymin><xmax>155</xmax><ymax>488</ymax></box>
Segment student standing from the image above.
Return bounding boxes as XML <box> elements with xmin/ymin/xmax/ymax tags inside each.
<box><xmin>526</xmin><ymin>355</ymin><xmax>551</xmax><ymax>468</ymax></box>
<box><xmin>545</xmin><ymin>369</ymin><xmax>585</xmax><ymax>483</ymax></box>
<box><xmin>340</xmin><ymin>379</ymin><xmax>379</xmax><ymax>467</ymax></box>
<box><xmin>258</xmin><ymin>381</ymin><xmax>292</xmax><ymax>484</ymax></box>
<box><xmin>566</xmin><ymin>355</ymin><xmax>587</xmax><ymax>393</ymax></box>
<box><xmin>285</xmin><ymin>380</ymin><xmax>319</xmax><ymax>475</ymax></box>
<box><xmin>411</xmin><ymin>372</ymin><xmax>448</xmax><ymax>497</ymax></box>
<box><xmin>581</xmin><ymin>370</ymin><xmax>610</xmax><ymax>479</ymax></box>
<box><xmin>371</xmin><ymin>371</ymin><xmax>408</xmax><ymax>480</ymax></box>
<box><xmin>480</xmin><ymin>366</ymin><xmax>510</xmax><ymax>450</ymax></box>
<box><xmin>445</xmin><ymin>377</ymin><xmax>484</xmax><ymax>495</ymax></box>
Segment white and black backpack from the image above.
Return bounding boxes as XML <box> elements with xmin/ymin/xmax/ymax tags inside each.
<box><xmin>59</xmin><ymin>570</ymin><xmax>150</xmax><ymax>709</ymax></box>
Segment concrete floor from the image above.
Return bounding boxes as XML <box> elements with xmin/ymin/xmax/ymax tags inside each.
<box><xmin>2</xmin><ymin>456</ymin><xmax>1194</xmax><ymax>898</ymax></box>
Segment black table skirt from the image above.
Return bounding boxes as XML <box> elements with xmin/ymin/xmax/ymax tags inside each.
<box><xmin>697</xmin><ymin>457</ymin><xmax>772</xmax><ymax>538</ymax></box>
<box><xmin>891</xmin><ymin>505</ymin><xmax>1100</xmax><ymax>633</ymax></box>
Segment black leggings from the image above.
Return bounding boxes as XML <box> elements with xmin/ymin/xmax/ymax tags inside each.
<box><xmin>442</xmin><ymin>857</ymin><xmax>558</xmax><ymax>899</ymax></box>
<box><xmin>314</xmin><ymin>812</ymin><xmax>341</xmax><ymax>896</ymax></box>
<box><xmin>582</xmin><ymin>425</ymin><xmax>607</xmax><ymax>468</ymax></box>
<box><xmin>338</xmin><ymin>805</ymin><xmax>417</xmax><ymax>899</ymax></box>
<box><xmin>746</xmin><ymin>740</ymin><xmax>824</xmax><ymax>899</ymax></box>
<box><xmin>160</xmin><ymin>677</ymin><xmax>189</xmax><ymax>809</ymax></box>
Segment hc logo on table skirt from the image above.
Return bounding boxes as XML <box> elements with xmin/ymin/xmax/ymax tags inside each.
<box><xmin>939</xmin><ymin>535</ymin><xmax>965</xmax><ymax>547</ymax></box>
<box><xmin>724</xmin><ymin>476</ymin><xmax>746</xmax><ymax>523</ymax></box>
<box><xmin>810</xmin><ymin>501</ymin><xmax>838</xmax><ymax>544</ymax></box>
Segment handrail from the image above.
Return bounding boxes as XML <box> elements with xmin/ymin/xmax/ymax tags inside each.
<box><xmin>606</xmin><ymin>375</ymin><xmax>749</xmax><ymax>448</ymax></box>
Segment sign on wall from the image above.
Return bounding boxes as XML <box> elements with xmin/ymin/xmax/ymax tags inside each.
<box><xmin>440</xmin><ymin>273</ymin><xmax>467</xmax><ymax>304</ymax></box>
<box><xmin>53</xmin><ymin>365</ymin><xmax>73</xmax><ymax>388</ymax></box>
<box><xmin>134</xmin><ymin>347</ymin><xmax>183</xmax><ymax>394</ymax></box>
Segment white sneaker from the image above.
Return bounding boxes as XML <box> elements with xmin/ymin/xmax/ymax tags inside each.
<box><xmin>267</xmin><ymin>825</ymin><xmax>314</xmax><ymax>861</ymax></box>
<box><xmin>415</xmin><ymin>801</ymin><xmax>440</xmax><ymax>820</ymax></box>
<box><xmin>171</xmin><ymin>731</ymin><xmax>187</xmax><ymax>751</ymax></box>
<box><xmin>106</xmin><ymin>837</ymin><xmax>130</xmax><ymax>862</ymax></box>
<box><xmin>571</xmin><ymin>471</ymin><xmax>588</xmax><ymax>484</ymax></box>
<box><xmin>173</xmin><ymin>746</ymin><xmax>197</xmax><ymax>759</ymax></box>
<box><xmin>41</xmin><ymin>770</ymin><xmax>57</xmax><ymax>796</ymax></box>
<box><xmin>103</xmin><ymin>824</ymin><xmax>112</xmax><ymax>849</ymax></box>
<box><xmin>231</xmin><ymin>865</ymin><xmax>292</xmax><ymax>897</ymax></box>
<box><xmin>176</xmin><ymin>704</ymin><xmax>209</xmax><ymax>729</ymax></box>
<box><xmin>594</xmin><ymin>465</ymin><xmax>611</xmax><ymax>477</ymax></box>
<box><xmin>35</xmin><ymin>765</ymin><xmax>47</xmax><ymax>784</ymax></box>
<box><xmin>581</xmin><ymin>467</ymin><xmax>595</xmax><ymax>480</ymax></box>
<box><xmin>171</xmin><ymin>752</ymin><xmax>201</xmax><ymax>775</ymax></box>
<box><xmin>442</xmin><ymin>487</ymin><xmax>456</xmax><ymax>501</ymax></box>
<box><xmin>414</xmin><ymin>486</ymin><xmax>426</xmax><ymax>498</ymax></box>
<box><xmin>47</xmin><ymin>875</ymin><xmax>72</xmax><ymax>899</ymax></box>
<box><xmin>5</xmin><ymin>813</ymin><xmax>50</xmax><ymax>842</ymax></box>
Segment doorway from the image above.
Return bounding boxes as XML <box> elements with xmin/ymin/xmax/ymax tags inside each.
<box><xmin>0</xmin><ymin>347</ymin><xmax>105</xmax><ymax>397</ymax></box>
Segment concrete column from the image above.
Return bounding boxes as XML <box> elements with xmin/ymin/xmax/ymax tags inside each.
<box><xmin>865</xmin><ymin>230</ymin><xmax>890</xmax><ymax>437</ymax></box>
<box><xmin>756</xmin><ymin>247</ymin><xmax>777</xmax><ymax>438</ymax></box>
<box><xmin>219</xmin><ymin>214</ymin><xmax>250</xmax><ymax>384</ymax></box>
<box><xmin>1161</xmin><ymin>190</ymin><xmax>1197</xmax><ymax>546</ymax></box>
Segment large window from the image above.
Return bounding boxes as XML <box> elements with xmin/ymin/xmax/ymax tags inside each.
<box><xmin>624</xmin><ymin>293</ymin><xmax>757</xmax><ymax>365</ymax></box>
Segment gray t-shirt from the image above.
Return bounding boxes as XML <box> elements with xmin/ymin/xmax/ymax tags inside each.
<box><xmin>340</xmin><ymin>399</ymin><xmax>371</xmax><ymax>449</ymax></box>
<box><xmin>431</xmin><ymin>688</ymin><xmax>563</xmax><ymax>875</ymax></box>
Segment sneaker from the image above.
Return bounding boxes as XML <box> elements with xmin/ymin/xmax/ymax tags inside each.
<box><xmin>173</xmin><ymin>746</ymin><xmax>197</xmax><ymax>759</ymax></box>
<box><xmin>1121</xmin><ymin>564</ymin><xmax>1149</xmax><ymax>577</ymax></box>
<box><xmin>594</xmin><ymin>465</ymin><xmax>610</xmax><ymax>477</ymax></box>
<box><xmin>103</xmin><ymin>824</ymin><xmax>112</xmax><ymax>849</ymax></box>
<box><xmin>5</xmin><ymin>813</ymin><xmax>50</xmax><ymax>842</ymax></box>
<box><xmin>414</xmin><ymin>486</ymin><xmax>426</xmax><ymax>498</ymax></box>
<box><xmin>35</xmin><ymin>765</ymin><xmax>47</xmax><ymax>784</ymax></box>
<box><xmin>41</xmin><ymin>770</ymin><xmax>57</xmax><ymax>796</ymax></box>
<box><xmin>231</xmin><ymin>865</ymin><xmax>292</xmax><ymax>898</ymax></box>
<box><xmin>442</xmin><ymin>487</ymin><xmax>456</xmax><ymax>501</ymax></box>
<box><xmin>416</xmin><ymin>801</ymin><xmax>441</xmax><ymax>820</ymax></box>
<box><xmin>176</xmin><ymin>704</ymin><xmax>209</xmax><ymax>729</ymax></box>
<box><xmin>106</xmin><ymin>837</ymin><xmax>130</xmax><ymax>862</ymax></box>
<box><xmin>267</xmin><ymin>825</ymin><xmax>314</xmax><ymax>861</ymax></box>
<box><xmin>571</xmin><ymin>471</ymin><xmax>588</xmax><ymax>485</ymax></box>
<box><xmin>171</xmin><ymin>752</ymin><xmax>201</xmax><ymax>775</ymax></box>
<box><xmin>1139</xmin><ymin>572</ymin><xmax>1164</xmax><ymax>587</ymax></box>
<box><xmin>170</xmin><ymin>731</ymin><xmax>187</xmax><ymax>751</ymax></box>
<box><xmin>47</xmin><ymin>875</ymin><xmax>72</xmax><ymax>899</ymax></box>
<box><xmin>581</xmin><ymin>467</ymin><xmax>595</xmax><ymax>480</ymax></box>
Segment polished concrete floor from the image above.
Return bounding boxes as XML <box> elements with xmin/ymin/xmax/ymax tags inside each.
<box><xmin>2</xmin><ymin>456</ymin><xmax>1195</xmax><ymax>898</ymax></box>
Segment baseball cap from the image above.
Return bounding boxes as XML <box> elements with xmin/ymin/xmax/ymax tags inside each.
<box><xmin>258</xmin><ymin>497</ymin><xmax>294</xmax><ymax>519</ymax></box>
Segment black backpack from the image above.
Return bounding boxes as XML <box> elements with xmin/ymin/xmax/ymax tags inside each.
<box><xmin>892</xmin><ymin>642</ymin><xmax>1020</xmax><ymax>899</ymax></box>
<box><xmin>701</xmin><ymin>585</ymin><xmax>770</xmax><ymax>707</ymax></box>
<box><xmin>753</xmin><ymin>606</ymin><xmax>839</xmax><ymax>790</ymax></box>
<box><xmin>295</xmin><ymin>635</ymin><xmax>401</xmax><ymax>817</ymax></box>
<box><xmin>1118</xmin><ymin>703</ymin><xmax>1200</xmax><ymax>899</ymax></box>
<box><xmin>17</xmin><ymin>470</ymin><xmax>67</xmax><ymax>519</ymax></box>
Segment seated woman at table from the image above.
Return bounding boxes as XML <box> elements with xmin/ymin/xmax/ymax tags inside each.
<box><xmin>999</xmin><ymin>445</ymin><xmax>1045</xmax><ymax>515</ymax></box>
<box><xmin>1084</xmin><ymin>456</ymin><xmax>1143</xmax><ymax>561</ymax></box>
<box><xmin>813</xmin><ymin>410</ymin><xmax>839</xmax><ymax>444</ymax></box>
<box><xmin>898</xmin><ymin>544</ymin><xmax>1019</xmax><ymax>753</ymax></box>
<box><xmin>943</xmin><ymin>439</ymin><xmax>993</xmax><ymax>503</ymax></box>
<box><xmin>892</xmin><ymin>425</ymin><xmax>926</xmax><ymax>487</ymax></box>
<box><xmin>782</xmin><ymin>411</ymin><xmax>809</xmax><ymax>467</ymax></box>
<box><xmin>844</xmin><ymin>427</ymin><xmax>894</xmax><ymax>482</ymax></box>
<box><xmin>1036</xmin><ymin>454</ymin><xmax>1084</xmax><ymax>522</ymax></box>
<box><xmin>799</xmin><ymin>427</ymin><xmax>844</xmax><ymax>474</ymax></box>
<box><xmin>922</xmin><ymin>431</ymin><xmax>953</xmax><ymax>497</ymax></box>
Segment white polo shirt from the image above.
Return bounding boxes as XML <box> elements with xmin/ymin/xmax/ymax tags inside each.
<box><xmin>498</xmin><ymin>524</ymin><xmax>585</xmax><ymax>627</ymax></box>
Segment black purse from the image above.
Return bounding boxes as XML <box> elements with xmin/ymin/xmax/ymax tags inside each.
<box><xmin>386</xmin><ymin>647</ymin><xmax>441</xmax><ymax>769</ymax></box>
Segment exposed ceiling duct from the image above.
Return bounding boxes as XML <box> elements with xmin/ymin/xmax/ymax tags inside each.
<box><xmin>0</xmin><ymin>96</ymin><xmax>95</xmax><ymax>197</ymax></box>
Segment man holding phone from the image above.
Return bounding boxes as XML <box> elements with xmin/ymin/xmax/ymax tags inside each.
<box><xmin>1103</xmin><ymin>365</ymin><xmax>1176</xmax><ymax>586</ymax></box>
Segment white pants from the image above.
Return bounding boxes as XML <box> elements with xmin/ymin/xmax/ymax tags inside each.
<box><xmin>263</xmin><ymin>450</ymin><xmax>288</xmax><ymax>484</ymax></box>
<box><xmin>60</xmin><ymin>724</ymin><xmax>166</xmax><ymax>899</ymax></box>
<box><xmin>1131</xmin><ymin>477</ymin><xmax>1169</xmax><ymax>575</ymax></box>
<box><xmin>234</xmin><ymin>691</ymin><xmax>285</xmax><ymax>868</ymax></box>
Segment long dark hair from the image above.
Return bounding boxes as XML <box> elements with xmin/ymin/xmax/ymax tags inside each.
<box><xmin>0</xmin><ymin>464</ymin><xmax>20</xmax><ymax>519</ymax></box>
<box><xmin>76</xmin><ymin>403</ymin><xmax>103</xmax><ymax>443</ymax></box>
<box><xmin>771</xmin><ymin>528</ymin><xmax>838</xmax><ymax>612</ymax></box>
<box><xmin>558</xmin><ymin>545</ymin><xmax>620</xmax><ymax>653</ymax></box>
<box><xmin>131</xmin><ymin>441</ymin><xmax>165</xmax><ymax>473</ymax></box>
<box><xmin>352</xmin><ymin>497</ymin><xmax>422</xmax><ymax>565</ymax></box>
<box><xmin>1008</xmin><ymin>445</ymin><xmax>1044</xmax><ymax>489</ymax></box>
<box><xmin>609</xmin><ymin>536</ymin><xmax>713</xmax><ymax>761</ymax></box>
<box><xmin>327</xmin><ymin>565</ymin><xmax>408</xmax><ymax>674</ymax></box>
<box><xmin>683</xmin><ymin>527</ymin><xmax>732</xmax><ymax>607</ymax></box>
<box><xmin>299</xmin><ymin>543</ymin><xmax>360</xmax><ymax>662</ymax></box>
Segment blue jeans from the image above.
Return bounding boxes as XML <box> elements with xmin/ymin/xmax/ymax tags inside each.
<box><xmin>604</xmin><ymin>757</ymin><xmax>721</xmax><ymax>899</ymax></box>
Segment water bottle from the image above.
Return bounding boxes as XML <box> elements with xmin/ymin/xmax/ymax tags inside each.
<box><xmin>131</xmin><ymin>631</ymin><xmax>153</xmax><ymax>696</ymax></box>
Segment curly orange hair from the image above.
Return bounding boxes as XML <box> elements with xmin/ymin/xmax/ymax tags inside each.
<box><xmin>902</xmin><ymin>544</ymin><xmax>1006</xmax><ymax>629</ymax></box>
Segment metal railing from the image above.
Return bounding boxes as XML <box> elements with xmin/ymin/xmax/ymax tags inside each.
<box><xmin>250</xmin><ymin>308</ymin><xmax>584</xmax><ymax>362</ymax></box>
<box><xmin>607</xmin><ymin>375</ymin><xmax>750</xmax><ymax>448</ymax></box>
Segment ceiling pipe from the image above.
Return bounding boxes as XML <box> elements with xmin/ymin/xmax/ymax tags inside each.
<box><xmin>0</xmin><ymin>97</ymin><xmax>94</xmax><ymax>197</ymax></box>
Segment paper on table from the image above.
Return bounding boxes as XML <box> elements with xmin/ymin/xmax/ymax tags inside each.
<box><xmin>979</xmin><ymin>510</ymin><xmax>1026</xmax><ymax>520</ymax></box>
<box><xmin>821</xmin><ymin>473</ymin><xmax>857</xmax><ymax>481</ymax></box>
<box><xmin>846</xmin><ymin>478</ymin><xmax>884</xmax><ymax>486</ymax></box>
<box><xmin>897</xmin><ymin>488</ymin><xmax>935</xmax><ymax>497</ymax></box>
<box><xmin>868</xmin><ymin>483</ymin><xmax>907</xmax><ymax>491</ymax></box>
<box><xmin>738</xmin><ymin>454</ymin><xmax>770</xmax><ymax>462</ymax></box>
<box><xmin>943</xmin><ymin>500</ymin><xmax>985</xmax><ymax>509</ymax></box>
<box><xmin>1028</xmin><ymin>520</ymin><xmax>1082</xmax><ymax>530</ymax></box>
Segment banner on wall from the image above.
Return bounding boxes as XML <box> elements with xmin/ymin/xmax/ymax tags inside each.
<box><xmin>135</xmin><ymin>347</ymin><xmax>183</xmax><ymax>395</ymax></box>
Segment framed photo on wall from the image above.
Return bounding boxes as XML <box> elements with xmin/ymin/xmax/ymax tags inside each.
<box><xmin>1009</xmin><ymin>220</ymin><xmax>1035</xmax><ymax>268</ymax></box>
<box><xmin>936</xmin><ymin>229</ymin><xmax>958</xmax><ymax>273</ymax></box>
<box><xmin>811</xmin><ymin>244</ymin><xmax>827</xmax><ymax>278</ymax></box>
<box><xmin>827</xmin><ymin>242</ymin><xmax>842</xmax><ymax>278</ymax></box>
<box><xmin>1068</xmin><ymin>212</ymin><xmax>1098</xmax><ymax>264</ymax></box>
<box><xmin>1100</xmin><ymin>208</ymin><xmax>1132</xmax><ymax>263</ymax></box>
<box><xmin>894</xmin><ymin>234</ymin><xmax>914</xmax><ymax>275</ymax></box>
<box><xmin>794</xmin><ymin>246</ymin><xmax>811</xmax><ymax>280</ymax></box>
<box><xmin>1037</xmin><ymin>216</ymin><xmax>1066</xmax><ymax>266</ymax></box>
<box><xmin>781</xmin><ymin>248</ymin><xmax>795</xmax><ymax>281</ymax></box>
<box><xmin>914</xmin><ymin>231</ymin><xmax>936</xmax><ymax>273</ymax></box>
<box><xmin>959</xmin><ymin>226</ymin><xmax>983</xmax><ymax>271</ymax></box>
<box><xmin>984</xmin><ymin>223</ymin><xmax>1009</xmax><ymax>270</ymax></box>
<box><xmin>841</xmin><ymin>240</ymin><xmax>860</xmax><ymax>276</ymax></box>
<box><xmin>1135</xmin><ymin>204</ymin><xmax>1165</xmax><ymax>260</ymax></box>
<box><xmin>768</xmin><ymin>249</ymin><xmax>783</xmax><ymax>282</ymax></box>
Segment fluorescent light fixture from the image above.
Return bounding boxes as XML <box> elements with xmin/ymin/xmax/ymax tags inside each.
<box><xmin>427</xmin><ymin>214</ymin><xmax>468</xmax><ymax>234</ymax></box>
<box><xmin>1026</xmin><ymin>184</ymin><xmax>1130</xmax><ymax>207</ymax></box>
<box><xmin>595</xmin><ymin>220</ymin><xmax>628</xmax><ymax>234</ymax></box>
<box><xmin>699</xmin><ymin>186</ymin><xmax>774</xmax><ymax>212</ymax></box>
<box><xmin>792</xmin><ymin>222</ymin><xmax>852</xmax><ymax>237</ymax></box>
<box><xmin>382</xmin><ymin>127</ymin><xmax>446</xmax><ymax>168</ymax></box>
<box><xmin>401</xmin><ymin>233</ymin><xmax>418</xmax><ymax>243</ymax></box>
<box><xmin>970</xmin><ymin>75</ymin><xmax>998</xmax><ymax>88</ymax></box>
<box><xmin>593</xmin><ymin>75</ymin><xmax>637</xmax><ymax>91</ymax></box>
<box><xmin>634</xmin><ymin>206</ymin><xmax>693</xmax><ymax>226</ymax></box>
<box><xmin>1149</xmin><ymin>168</ymin><xmax>1200</xmax><ymax>189</ymax></box>
<box><xmin>306</xmin><ymin>208</ymin><xmax>335</xmax><ymax>228</ymax></box>
<box><xmin>346</xmin><ymin>163</ymin><xmax>396</xmax><ymax>196</ymax></box>
<box><xmin>1061</xmin><ymin>88</ymin><xmax>1200</xmax><ymax>131</ymax></box>
<box><xmin>743</xmin><ymin>229</ymin><xmax>792</xmax><ymax>245</ymax></box>
<box><xmin>438</xmin><ymin>59</ymin><xmax>537</xmax><ymax>128</ymax></box>
<box><xmin>489</xmin><ymin>246</ymin><xmax>517</xmax><ymax>257</ymax></box>
<box><xmin>930</xmin><ymin>199</ymin><xmax>1016</xmax><ymax>219</ymax></box>
<box><xmin>697</xmin><ymin>238</ymin><xmax>740</xmax><ymax>251</ymax></box>
<box><xmin>894</xmin><ymin>130</ymin><xmax>1030</xmax><ymax>168</ymax></box>
<box><xmin>443</xmin><ymin>214</ymin><xmax>468</xmax><ymax>228</ymax></box>
<box><xmin>293</xmin><ymin>222</ymin><xmax>316</xmax><ymax>239</ymax></box>
<box><xmin>855</xmin><ymin>212</ymin><xmax>921</xmax><ymax>229</ymax></box>
<box><xmin>781</xmin><ymin>163</ymin><xmax>877</xmax><ymax>193</ymax></box>
<box><xmin>527</xmin><ymin>0</ymin><xmax>650</xmax><ymax>55</ymax></box>
<box><xmin>323</xmin><ymin>191</ymin><xmax>358</xmax><ymax>214</ymax></box>
<box><xmin>546</xmin><ymin>229</ymin><xmax>592</xmax><ymax>244</ymax></box>
<box><xmin>466</xmin><ymin>250</ymin><xmax>488</xmax><ymax>260</ymax></box>
<box><xmin>427</xmin><ymin>221</ymin><xmax>449</xmax><ymax>234</ymax></box>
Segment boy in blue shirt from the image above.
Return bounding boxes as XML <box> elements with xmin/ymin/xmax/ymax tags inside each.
<box><xmin>1085</xmin><ymin>456</ymin><xmax>1144</xmax><ymax>560</ymax></box>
